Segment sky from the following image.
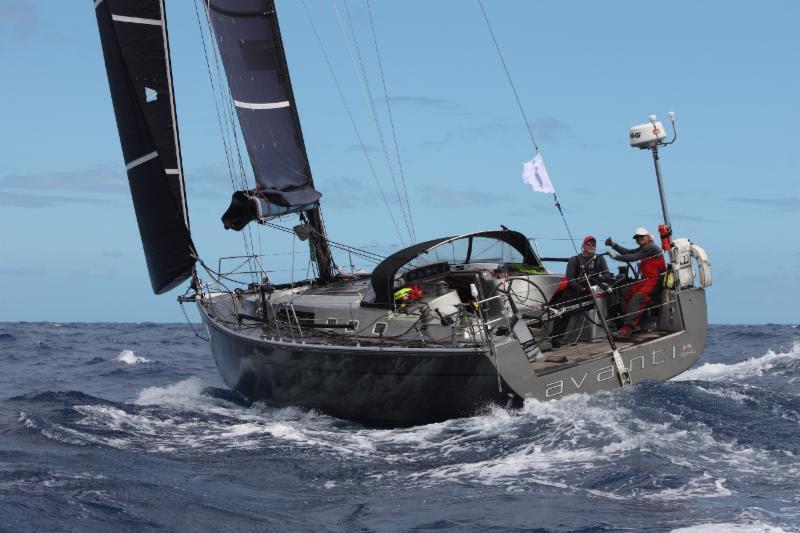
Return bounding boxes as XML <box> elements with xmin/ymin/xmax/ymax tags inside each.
<box><xmin>0</xmin><ymin>0</ymin><xmax>798</xmax><ymax>324</ymax></box>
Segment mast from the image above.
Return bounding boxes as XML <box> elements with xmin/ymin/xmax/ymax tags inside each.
<box><xmin>205</xmin><ymin>0</ymin><xmax>336</xmax><ymax>282</ymax></box>
<box><xmin>271</xmin><ymin>1</ymin><xmax>335</xmax><ymax>282</ymax></box>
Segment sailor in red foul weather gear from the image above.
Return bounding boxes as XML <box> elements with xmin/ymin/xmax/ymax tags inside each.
<box><xmin>605</xmin><ymin>228</ymin><xmax>666</xmax><ymax>338</ymax></box>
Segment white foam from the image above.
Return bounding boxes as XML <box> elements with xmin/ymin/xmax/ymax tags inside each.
<box><xmin>116</xmin><ymin>350</ymin><xmax>150</xmax><ymax>365</ymax></box>
<box><xmin>393</xmin><ymin>391</ymin><xmax>800</xmax><ymax>501</ymax></box>
<box><xmin>672</xmin><ymin>523</ymin><xmax>788</xmax><ymax>533</ymax></box>
<box><xmin>135</xmin><ymin>377</ymin><xmax>206</xmax><ymax>407</ymax></box>
<box><xmin>643</xmin><ymin>473</ymin><xmax>731</xmax><ymax>501</ymax></box>
<box><xmin>22</xmin><ymin>370</ymin><xmax>800</xmax><ymax>503</ymax></box>
<box><xmin>674</xmin><ymin>341</ymin><xmax>800</xmax><ymax>382</ymax></box>
<box><xmin>693</xmin><ymin>384</ymin><xmax>751</xmax><ymax>403</ymax></box>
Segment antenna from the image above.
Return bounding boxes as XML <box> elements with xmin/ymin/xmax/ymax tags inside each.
<box><xmin>629</xmin><ymin>112</ymin><xmax>680</xmax><ymax>230</ymax></box>
<box><xmin>664</xmin><ymin>111</ymin><xmax>677</xmax><ymax>145</ymax></box>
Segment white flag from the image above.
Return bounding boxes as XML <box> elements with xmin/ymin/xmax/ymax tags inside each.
<box><xmin>522</xmin><ymin>153</ymin><xmax>555</xmax><ymax>194</ymax></box>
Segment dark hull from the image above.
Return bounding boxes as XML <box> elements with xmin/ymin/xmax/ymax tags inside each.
<box><xmin>200</xmin><ymin>307</ymin><xmax>515</xmax><ymax>426</ymax></box>
<box><xmin>198</xmin><ymin>288</ymin><xmax>708</xmax><ymax>426</ymax></box>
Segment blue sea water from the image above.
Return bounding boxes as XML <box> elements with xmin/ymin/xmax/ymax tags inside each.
<box><xmin>0</xmin><ymin>323</ymin><xmax>798</xmax><ymax>532</ymax></box>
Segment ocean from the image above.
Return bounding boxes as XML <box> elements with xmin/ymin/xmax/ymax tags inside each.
<box><xmin>1</xmin><ymin>323</ymin><xmax>798</xmax><ymax>532</ymax></box>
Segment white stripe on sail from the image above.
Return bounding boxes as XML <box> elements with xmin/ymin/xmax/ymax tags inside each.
<box><xmin>165</xmin><ymin>169</ymin><xmax>180</xmax><ymax>175</ymax></box>
<box><xmin>111</xmin><ymin>15</ymin><xmax>163</xmax><ymax>26</ymax></box>
<box><xmin>125</xmin><ymin>151</ymin><xmax>158</xmax><ymax>171</ymax></box>
<box><xmin>233</xmin><ymin>100</ymin><xmax>291</xmax><ymax>110</ymax></box>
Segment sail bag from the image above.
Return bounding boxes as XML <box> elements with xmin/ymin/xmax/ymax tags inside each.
<box><xmin>94</xmin><ymin>0</ymin><xmax>197</xmax><ymax>294</ymax></box>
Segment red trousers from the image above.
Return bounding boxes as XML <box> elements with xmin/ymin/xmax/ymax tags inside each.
<box><xmin>622</xmin><ymin>277</ymin><xmax>659</xmax><ymax>330</ymax></box>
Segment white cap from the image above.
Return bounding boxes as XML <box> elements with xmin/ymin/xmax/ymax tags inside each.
<box><xmin>632</xmin><ymin>227</ymin><xmax>650</xmax><ymax>238</ymax></box>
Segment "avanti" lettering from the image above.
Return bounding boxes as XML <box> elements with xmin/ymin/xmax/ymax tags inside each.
<box><xmin>543</xmin><ymin>343</ymin><xmax>696</xmax><ymax>398</ymax></box>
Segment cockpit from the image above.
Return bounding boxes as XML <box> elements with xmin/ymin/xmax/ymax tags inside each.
<box><xmin>362</xmin><ymin>230</ymin><xmax>560</xmax><ymax>313</ymax></box>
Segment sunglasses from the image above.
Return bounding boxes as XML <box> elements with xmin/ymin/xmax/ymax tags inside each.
<box><xmin>584</xmin><ymin>241</ymin><xmax>596</xmax><ymax>246</ymax></box>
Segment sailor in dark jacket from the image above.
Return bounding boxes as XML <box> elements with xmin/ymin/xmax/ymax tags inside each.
<box><xmin>605</xmin><ymin>227</ymin><xmax>667</xmax><ymax>338</ymax></box>
<box><xmin>565</xmin><ymin>236</ymin><xmax>612</xmax><ymax>296</ymax></box>
<box><xmin>551</xmin><ymin>236</ymin><xmax>612</xmax><ymax>347</ymax></box>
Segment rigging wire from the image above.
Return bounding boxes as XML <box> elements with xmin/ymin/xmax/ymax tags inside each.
<box><xmin>198</xmin><ymin>0</ymin><xmax>269</xmax><ymax>279</ymax></box>
<box><xmin>477</xmin><ymin>1</ymin><xmax>621</xmax><ymax>355</ymax></box>
<box><xmin>205</xmin><ymin>9</ymin><xmax>261</xmax><ymax>277</ymax></box>
<box><xmin>263</xmin><ymin>221</ymin><xmax>386</xmax><ymax>264</ymax></box>
<box><xmin>192</xmin><ymin>0</ymin><xmax>239</xmax><ymax>195</ymax></box>
<box><xmin>336</xmin><ymin>0</ymin><xmax>415</xmax><ymax>243</ymax></box>
<box><xmin>366</xmin><ymin>0</ymin><xmax>416</xmax><ymax>242</ymax></box>
<box><xmin>476</xmin><ymin>1</ymin><xmax>583</xmax><ymax>254</ymax></box>
<box><xmin>477</xmin><ymin>0</ymin><xmax>539</xmax><ymax>153</ymax></box>
<box><xmin>300</xmin><ymin>0</ymin><xmax>407</xmax><ymax>246</ymax></box>
<box><xmin>194</xmin><ymin>0</ymin><xmax>256</xmax><ymax>272</ymax></box>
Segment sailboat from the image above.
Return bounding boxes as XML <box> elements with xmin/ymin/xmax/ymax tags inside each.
<box><xmin>93</xmin><ymin>0</ymin><xmax>712</xmax><ymax>426</ymax></box>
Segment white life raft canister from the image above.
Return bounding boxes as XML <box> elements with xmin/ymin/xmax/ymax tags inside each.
<box><xmin>670</xmin><ymin>238</ymin><xmax>712</xmax><ymax>289</ymax></box>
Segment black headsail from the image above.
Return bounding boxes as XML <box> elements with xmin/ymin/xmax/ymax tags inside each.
<box><xmin>205</xmin><ymin>0</ymin><xmax>335</xmax><ymax>281</ymax></box>
<box><xmin>94</xmin><ymin>0</ymin><xmax>197</xmax><ymax>294</ymax></box>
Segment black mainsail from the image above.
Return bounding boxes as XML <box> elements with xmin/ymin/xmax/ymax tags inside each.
<box><xmin>206</xmin><ymin>0</ymin><xmax>335</xmax><ymax>281</ymax></box>
<box><xmin>94</xmin><ymin>0</ymin><xmax>197</xmax><ymax>294</ymax></box>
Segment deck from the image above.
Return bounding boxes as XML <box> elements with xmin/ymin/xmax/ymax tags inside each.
<box><xmin>532</xmin><ymin>331</ymin><xmax>671</xmax><ymax>376</ymax></box>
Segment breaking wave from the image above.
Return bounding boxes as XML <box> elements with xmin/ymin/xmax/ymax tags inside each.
<box><xmin>3</xmin><ymin>323</ymin><xmax>798</xmax><ymax>531</ymax></box>
<box><xmin>672</xmin><ymin>523</ymin><xmax>790</xmax><ymax>533</ymax></box>
<box><xmin>13</xmin><ymin>372</ymin><xmax>800</xmax><ymax>505</ymax></box>
<box><xmin>116</xmin><ymin>350</ymin><xmax>150</xmax><ymax>365</ymax></box>
<box><xmin>674</xmin><ymin>340</ymin><xmax>800</xmax><ymax>382</ymax></box>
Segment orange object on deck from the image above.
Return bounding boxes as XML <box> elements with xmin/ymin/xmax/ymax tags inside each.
<box><xmin>658</xmin><ymin>224</ymin><xmax>672</xmax><ymax>251</ymax></box>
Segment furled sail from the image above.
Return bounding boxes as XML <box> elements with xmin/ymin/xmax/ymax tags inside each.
<box><xmin>94</xmin><ymin>0</ymin><xmax>197</xmax><ymax>294</ymax></box>
<box><xmin>205</xmin><ymin>0</ymin><xmax>323</xmax><ymax>218</ymax></box>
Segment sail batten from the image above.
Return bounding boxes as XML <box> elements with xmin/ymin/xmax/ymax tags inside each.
<box><xmin>94</xmin><ymin>0</ymin><xmax>196</xmax><ymax>294</ymax></box>
<box><xmin>233</xmin><ymin>100</ymin><xmax>291</xmax><ymax>110</ymax></box>
<box><xmin>111</xmin><ymin>14</ymin><xmax>163</xmax><ymax>25</ymax></box>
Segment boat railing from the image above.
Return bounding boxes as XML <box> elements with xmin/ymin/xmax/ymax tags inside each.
<box><xmin>202</xmin><ymin>278</ymin><xmax>643</xmax><ymax>352</ymax></box>
<box><xmin>472</xmin><ymin>293</ymin><xmax>514</xmax><ymax>353</ymax></box>
<box><xmin>214</xmin><ymin>254</ymin><xmax>267</xmax><ymax>287</ymax></box>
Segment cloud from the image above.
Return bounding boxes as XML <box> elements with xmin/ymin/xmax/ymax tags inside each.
<box><xmin>421</xmin><ymin>121</ymin><xmax>508</xmax><ymax>148</ymax></box>
<box><xmin>316</xmin><ymin>176</ymin><xmax>379</xmax><ymax>209</ymax></box>
<box><xmin>0</xmin><ymin>266</ymin><xmax>46</xmax><ymax>277</ymax></box>
<box><xmin>530</xmin><ymin>116</ymin><xmax>572</xmax><ymax>142</ymax></box>
<box><xmin>184</xmin><ymin>163</ymin><xmax>237</xmax><ymax>199</ymax></box>
<box><xmin>1</xmin><ymin>162</ymin><xmax>244</xmax><ymax>200</ymax></box>
<box><xmin>0</xmin><ymin>191</ymin><xmax>111</xmax><ymax>208</ymax></box>
<box><xmin>0</xmin><ymin>2</ymin><xmax>38</xmax><ymax>38</ymax></box>
<box><xmin>383</xmin><ymin>96</ymin><xmax>468</xmax><ymax>115</ymax></box>
<box><xmin>505</xmin><ymin>207</ymin><xmax>548</xmax><ymax>218</ymax></box>
<box><xmin>420</xmin><ymin>115</ymin><xmax>571</xmax><ymax>148</ymax></box>
<box><xmin>67</xmin><ymin>266</ymin><xmax>118</xmax><ymax>280</ymax></box>
<box><xmin>347</xmin><ymin>143</ymin><xmax>379</xmax><ymax>154</ymax></box>
<box><xmin>0</xmin><ymin>165</ymin><xmax>127</xmax><ymax>193</ymax></box>
<box><xmin>0</xmin><ymin>163</ymin><xmax>242</xmax><ymax>207</ymax></box>
<box><xmin>416</xmin><ymin>184</ymin><xmax>507</xmax><ymax>208</ymax></box>
<box><xmin>671</xmin><ymin>212</ymin><xmax>718</xmax><ymax>223</ymax></box>
<box><xmin>728</xmin><ymin>197</ymin><xmax>800</xmax><ymax>211</ymax></box>
<box><xmin>102</xmin><ymin>249</ymin><xmax>128</xmax><ymax>258</ymax></box>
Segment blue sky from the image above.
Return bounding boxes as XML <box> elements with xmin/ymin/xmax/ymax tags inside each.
<box><xmin>0</xmin><ymin>1</ymin><xmax>797</xmax><ymax>323</ymax></box>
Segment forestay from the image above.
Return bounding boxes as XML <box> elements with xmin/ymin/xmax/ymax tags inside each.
<box><xmin>94</xmin><ymin>0</ymin><xmax>196</xmax><ymax>294</ymax></box>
